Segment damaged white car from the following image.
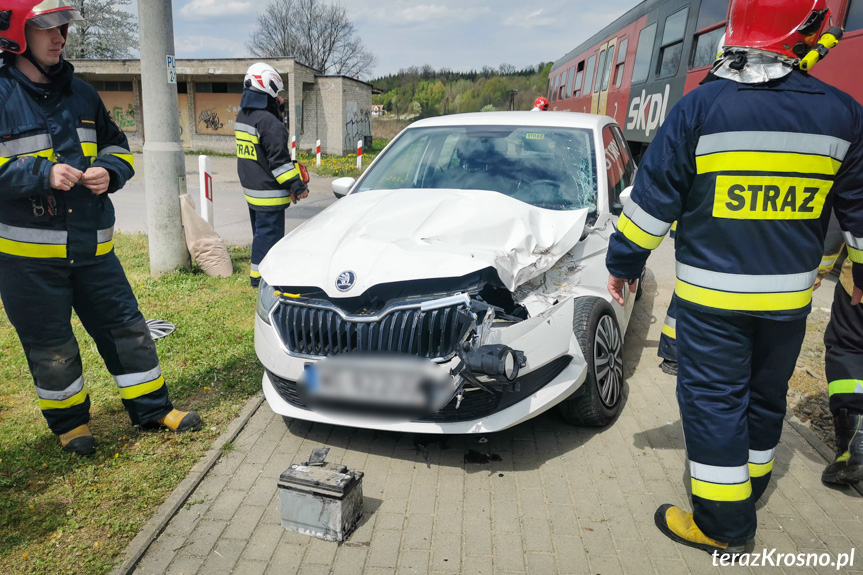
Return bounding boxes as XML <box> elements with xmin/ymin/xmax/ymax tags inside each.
<box><xmin>255</xmin><ymin>112</ymin><xmax>641</xmax><ymax>433</ymax></box>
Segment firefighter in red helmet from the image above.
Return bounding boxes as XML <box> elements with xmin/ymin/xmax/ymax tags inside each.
<box><xmin>0</xmin><ymin>1</ymin><xmax>202</xmax><ymax>456</ymax></box>
<box><xmin>606</xmin><ymin>0</ymin><xmax>863</xmax><ymax>555</ymax></box>
<box><xmin>532</xmin><ymin>96</ymin><xmax>549</xmax><ymax>111</ymax></box>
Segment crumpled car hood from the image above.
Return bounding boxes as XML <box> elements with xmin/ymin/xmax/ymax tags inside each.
<box><xmin>260</xmin><ymin>188</ymin><xmax>588</xmax><ymax>299</ymax></box>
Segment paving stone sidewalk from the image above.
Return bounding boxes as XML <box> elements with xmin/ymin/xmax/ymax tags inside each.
<box><xmin>125</xmin><ymin>271</ymin><xmax>863</xmax><ymax>575</ymax></box>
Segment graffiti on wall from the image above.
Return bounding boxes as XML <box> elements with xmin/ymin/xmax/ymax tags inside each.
<box><xmin>345</xmin><ymin>101</ymin><xmax>371</xmax><ymax>149</ymax></box>
<box><xmin>197</xmin><ymin>109</ymin><xmax>224</xmax><ymax>132</ymax></box>
<box><xmin>111</xmin><ymin>104</ymin><xmax>137</xmax><ymax>130</ymax></box>
<box><xmin>98</xmin><ymin>88</ymin><xmax>138</xmax><ymax>132</ymax></box>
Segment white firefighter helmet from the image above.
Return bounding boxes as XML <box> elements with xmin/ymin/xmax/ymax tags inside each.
<box><xmin>244</xmin><ymin>62</ymin><xmax>284</xmax><ymax>98</ymax></box>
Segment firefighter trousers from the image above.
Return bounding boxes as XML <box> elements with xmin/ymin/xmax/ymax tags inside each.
<box><xmin>825</xmin><ymin>282</ymin><xmax>863</xmax><ymax>419</ymax></box>
<box><xmin>658</xmin><ymin>292</ymin><xmax>678</xmax><ymax>362</ymax></box>
<box><xmin>677</xmin><ymin>306</ymin><xmax>806</xmax><ymax>544</ymax></box>
<box><xmin>249</xmin><ymin>206</ymin><xmax>285</xmax><ymax>287</ymax></box>
<box><xmin>0</xmin><ymin>253</ymin><xmax>174</xmax><ymax>435</ymax></box>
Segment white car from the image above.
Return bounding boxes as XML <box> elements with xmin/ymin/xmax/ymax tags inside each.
<box><xmin>255</xmin><ymin>111</ymin><xmax>641</xmax><ymax>434</ymax></box>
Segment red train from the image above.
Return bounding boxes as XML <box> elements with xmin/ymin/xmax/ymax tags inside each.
<box><xmin>548</xmin><ymin>0</ymin><xmax>863</xmax><ymax>157</ymax></box>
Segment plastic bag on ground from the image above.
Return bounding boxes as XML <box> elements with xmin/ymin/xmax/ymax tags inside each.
<box><xmin>179</xmin><ymin>194</ymin><xmax>233</xmax><ymax>278</ymax></box>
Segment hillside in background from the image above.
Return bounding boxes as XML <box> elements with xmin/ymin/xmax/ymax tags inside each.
<box><xmin>371</xmin><ymin>63</ymin><xmax>553</xmax><ymax>119</ymax></box>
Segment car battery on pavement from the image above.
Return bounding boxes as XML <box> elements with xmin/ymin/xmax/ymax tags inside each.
<box><xmin>277</xmin><ymin>449</ymin><xmax>364</xmax><ymax>542</ymax></box>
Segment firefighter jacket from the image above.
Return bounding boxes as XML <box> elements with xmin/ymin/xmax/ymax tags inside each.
<box><xmin>606</xmin><ymin>70</ymin><xmax>863</xmax><ymax>320</ymax></box>
<box><xmin>819</xmin><ymin>214</ymin><xmax>854</xmax><ymax>298</ymax></box>
<box><xmin>0</xmin><ymin>60</ymin><xmax>134</xmax><ymax>265</ymax></box>
<box><xmin>235</xmin><ymin>90</ymin><xmax>302</xmax><ymax>212</ymax></box>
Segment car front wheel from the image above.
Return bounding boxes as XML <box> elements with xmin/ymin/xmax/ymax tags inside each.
<box><xmin>558</xmin><ymin>297</ymin><xmax>624</xmax><ymax>427</ymax></box>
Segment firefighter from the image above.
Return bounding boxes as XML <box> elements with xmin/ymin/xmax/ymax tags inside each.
<box><xmin>0</xmin><ymin>0</ymin><xmax>201</xmax><ymax>456</ymax></box>
<box><xmin>531</xmin><ymin>96</ymin><xmax>549</xmax><ymax>111</ymax></box>
<box><xmin>817</xmin><ymin>218</ymin><xmax>863</xmax><ymax>485</ymax></box>
<box><xmin>605</xmin><ymin>0</ymin><xmax>863</xmax><ymax>555</ymax></box>
<box><xmin>235</xmin><ymin>62</ymin><xmax>308</xmax><ymax>287</ymax></box>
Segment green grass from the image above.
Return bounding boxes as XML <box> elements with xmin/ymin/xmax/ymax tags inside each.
<box><xmin>0</xmin><ymin>234</ymin><xmax>260</xmax><ymax>574</ymax></box>
<box><xmin>293</xmin><ymin>138</ymin><xmax>387</xmax><ymax>179</ymax></box>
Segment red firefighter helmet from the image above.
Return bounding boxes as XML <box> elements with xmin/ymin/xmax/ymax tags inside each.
<box><xmin>725</xmin><ymin>0</ymin><xmax>831</xmax><ymax>60</ymax></box>
<box><xmin>0</xmin><ymin>0</ymin><xmax>83</xmax><ymax>55</ymax></box>
<box><xmin>534</xmin><ymin>96</ymin><xmax>549</xmax><ymax>111</ymax></box>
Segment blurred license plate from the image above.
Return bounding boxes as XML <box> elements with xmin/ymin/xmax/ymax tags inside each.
<box><xmin>299</xmin><ymin>355</ymin><xmax>441</xmax><ymax>411</ymax></box>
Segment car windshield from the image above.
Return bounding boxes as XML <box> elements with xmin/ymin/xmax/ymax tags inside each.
<box><xmin>354</xmin><ymin>125</ymin><xmax>598</xmax><ymax>212</ymax></box>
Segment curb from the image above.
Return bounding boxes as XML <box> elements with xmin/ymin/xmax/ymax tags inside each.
<box><xmin>783</xmin><ymin>410</ymin><xmax>863</xmax><ymax>497</ymax></box>
<box><xmin>109</xmin><ymin>394</ymin><xmax>266</xmax><ymax>575</ymax></box>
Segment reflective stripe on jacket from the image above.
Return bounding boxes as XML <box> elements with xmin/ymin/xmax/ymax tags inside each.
<box><xmin>235</xmin><ymin>103</ymin><xmax>301</xmax><ymax>211</ymax></box>
<box><xmin>0</xmin><ymin>61</ymin><xmax>135</xmax><ymax>265</ymax></box>
<box><xmin>607</xmin><ymin>70</ymin><xmax>863</xmax><ymax>319</ymax></box>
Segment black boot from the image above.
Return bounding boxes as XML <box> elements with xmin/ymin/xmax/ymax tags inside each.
<box><xmin>660</xmin><ymin>359</ymin><xmax>678</xmax><ymax>376</ymax></box>
<box><xmin>823</xmin><ymin>411</ymin><xmax>863</xmax><ymax>484</ymax></box>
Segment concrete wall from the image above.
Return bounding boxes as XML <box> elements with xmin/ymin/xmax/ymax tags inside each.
<box><xmin>70</xmin><ymin>59</ymin><xmax>373</xmax><ymax>157</ymax></box>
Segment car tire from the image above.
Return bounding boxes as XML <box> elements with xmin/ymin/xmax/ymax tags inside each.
<box><xmin>558</xmin><ymin>297</ymin><xmax>624</xmax><ymax>427</ymax></box>
<box><xmin>635</xmin><ymin>268</ymin><xmax>645</xmax><ymax>301</ymax></box>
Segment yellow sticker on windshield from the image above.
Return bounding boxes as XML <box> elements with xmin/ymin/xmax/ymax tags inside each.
<box><xmin>525</xmin><ymin>133</ymin><xmax>545</xmax><ymax>140</ymax></box>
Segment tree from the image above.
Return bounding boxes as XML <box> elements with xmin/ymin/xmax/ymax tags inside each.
<box><xmin>64</xmin><ymin>0</ymin><xmax>138</xmax><ymax>59</ymax></box>
<box><xmin>248</xmin><ymin>0</ymin><xmax>377</xmax><ymax>79</ymax></box>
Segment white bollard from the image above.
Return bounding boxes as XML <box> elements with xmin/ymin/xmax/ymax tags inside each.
<box><xmin>357</xmin><ymin>139</ymin><xmax>363</xmax><ymax>170</ymax></box>
<box><xmin>198</xmin><ymin>154</ymin><xmax>214</xmax><ymax>225</ymax></box>
<box><xmin>291</xmin><ymin>135</ymin><xmax>296</xmax><ymax>162</ymax></box>
<box><xmin>316</xmin><ymin>139</ymin><xmax>321</xmax><ymax>167</ymax></box>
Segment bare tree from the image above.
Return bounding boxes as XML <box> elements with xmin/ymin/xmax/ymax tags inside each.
<box><xmin>64</xmin><ymin>0</ymin><xmax>137</xmax><ymax>59</ymax></box>
<box><xmin>498</xmin><ymin>63</ymin><xmax>516</xmax><ymax>75</ymax></box>
<box><xmin>248</xmin><ymin>0</ymin><xmax>377</xmax><ymax>78</ymax></box>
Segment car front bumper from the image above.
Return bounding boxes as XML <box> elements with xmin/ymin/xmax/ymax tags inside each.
<box><xmin>256</xmin><ymin>296</ymin><xmax>587</xmax><ymax>433</ymax></box>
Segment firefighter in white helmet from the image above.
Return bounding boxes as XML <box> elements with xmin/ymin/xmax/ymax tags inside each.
<box><xmin>235</xmin><ymin>62</ymin><xmax>309</xmax><ymax>287</ymax></box>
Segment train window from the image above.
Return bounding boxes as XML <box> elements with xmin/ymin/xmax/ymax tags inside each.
<box><xmin>584</xmin><ymin>55</ymin><xmax>597</xmax><ymax>95</ymax></box>
<box><xmin>614</xmin><ymin>38</ymin><xmax>629</xmax><ymax>88</ymax></box>
<box><xmin>657</xmin><ymin>7</ymin><xmax>689</xmax><ymax>78</ymax></box>
<box><xmin>566</xmin><ymin>66</ymin><xmax>575</xmax><ymax>98</ymax></box>
<box><xmin>692</xmin><ymin>26</ymin><xmax>726</xmax><ymax>69</ymax></box>
<box><xmin>696</xmin><ymin>0</ymin><xmax>729</xmax><ymax>30</ymax></box>
<box><xmin>559</xmin><ymin>69</ymin><xmax>569</xmax><ymax>100</ymax></box>
<box><xmin>601</xmin><ymin>44</ymin><xmax>617</xmax><ymax>91</ymax></box>
<box><xmin>847</xmin><ymin>0</ymin><xmax>863</xmax><ymax>32</ymax></box>
<box><xmin>594</xmin><ymin>49</ymin><xmax>607</xmax><ymax>93</ymax></box>
<box><xmin>551</xmin><ymin>75</ymin><xmax>560</xmax><ymax>102</ymax></box>
<box><xmin>632</xmin><ymin>23</ymin><xmax>657</xmax><ymax>84</ymax></box>
<box><xmin>573</xmin><ymin>61</ymin><xmax>585</xmax><ymax>97</ymax></box>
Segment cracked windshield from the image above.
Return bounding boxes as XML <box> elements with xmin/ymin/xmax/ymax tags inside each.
<box><xmin>355</xmin><ymin>125</ymin><xmax>598</xmax><ymax>212</ymax></box>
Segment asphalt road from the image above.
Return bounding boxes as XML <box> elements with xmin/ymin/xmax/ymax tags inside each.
<box><xmin>112</xmin><ymin>154</ymin><xmax>338</xmax><ymax>248</ymax></box>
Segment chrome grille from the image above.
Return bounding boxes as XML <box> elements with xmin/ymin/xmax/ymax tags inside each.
<box><xmin>272</xmin><ymin>300</ymin><xmax>469</xmax><ymax>360</ymax></box>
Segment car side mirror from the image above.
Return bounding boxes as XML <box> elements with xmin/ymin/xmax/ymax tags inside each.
<box><xmin>332</xmin><ymin>177</ymin><xmax>356</xmax><ymax>199</ymax></box>
<box><xmin>611</xmin><ymin>186</ymin><xmax>633</xmax><ymax>216</ymax></box>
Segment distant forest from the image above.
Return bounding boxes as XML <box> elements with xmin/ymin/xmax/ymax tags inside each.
<box><xmin>371</xmin><ymin>63</ymin><xmax>553</xmax><ymax>118</ymax></box>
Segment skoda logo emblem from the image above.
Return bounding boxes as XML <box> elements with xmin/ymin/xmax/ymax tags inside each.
<box><xmin>336</xmin><ymin>271</ymin><xmax>356</xmax><ymax>292</ymax></box>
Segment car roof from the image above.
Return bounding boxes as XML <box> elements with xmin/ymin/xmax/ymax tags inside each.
<box><xmin>408</xmin><ymin>111</ymin><xmax>615</xmax><ymax>130</ymax></box>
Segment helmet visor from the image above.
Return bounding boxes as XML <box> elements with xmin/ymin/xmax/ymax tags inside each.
<box><xmin>28</xmin><ymin>9</ymin><xmax>84</xmax><ymax>31</ymax></box>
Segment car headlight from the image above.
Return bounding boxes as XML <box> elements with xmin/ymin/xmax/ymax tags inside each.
<box><xmin>256</xmin><ymin>280</ymin><xmax>279</xmax><ymax>325</ymax></box>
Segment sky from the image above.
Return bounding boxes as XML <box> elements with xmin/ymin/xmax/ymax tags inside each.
<box><xmin>130</xmin><ymin>0</ymin><xmax>637</xmax><ymax>78</ymax></box>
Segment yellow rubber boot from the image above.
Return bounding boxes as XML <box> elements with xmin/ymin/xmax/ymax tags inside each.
<box><xmin>59</xmin><ymin>424</ymin><xmax>96</xmax><ymax>456</ymax></box>
<box><xmin>154</xmin><ymin>409</ymin><xmax>202</xmax><ymax>433</ymax></box>
<box><xmin>654</xmin><ymin>504</ymin><xmax>747</xmax><ymax>555</ymax></box>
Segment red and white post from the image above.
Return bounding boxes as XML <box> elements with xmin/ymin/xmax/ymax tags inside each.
<box><xmin>316</xmin><ymin>139</ymin><xmax>321</xmax><ymax>167</ymax></box>
<box><xmin>357</xmin><ymin>139</ymin><xmax>363</xmax><ymax>170</ymax></box>
<box><xmin>291</xmin><ymin>135</ymin><xmax>296</xmax><ymax>162</ymax></box>
<box><xmin>198</xmin><ymin>154</ymin><xmax>214</xmax><ymax>225</ymax></box>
